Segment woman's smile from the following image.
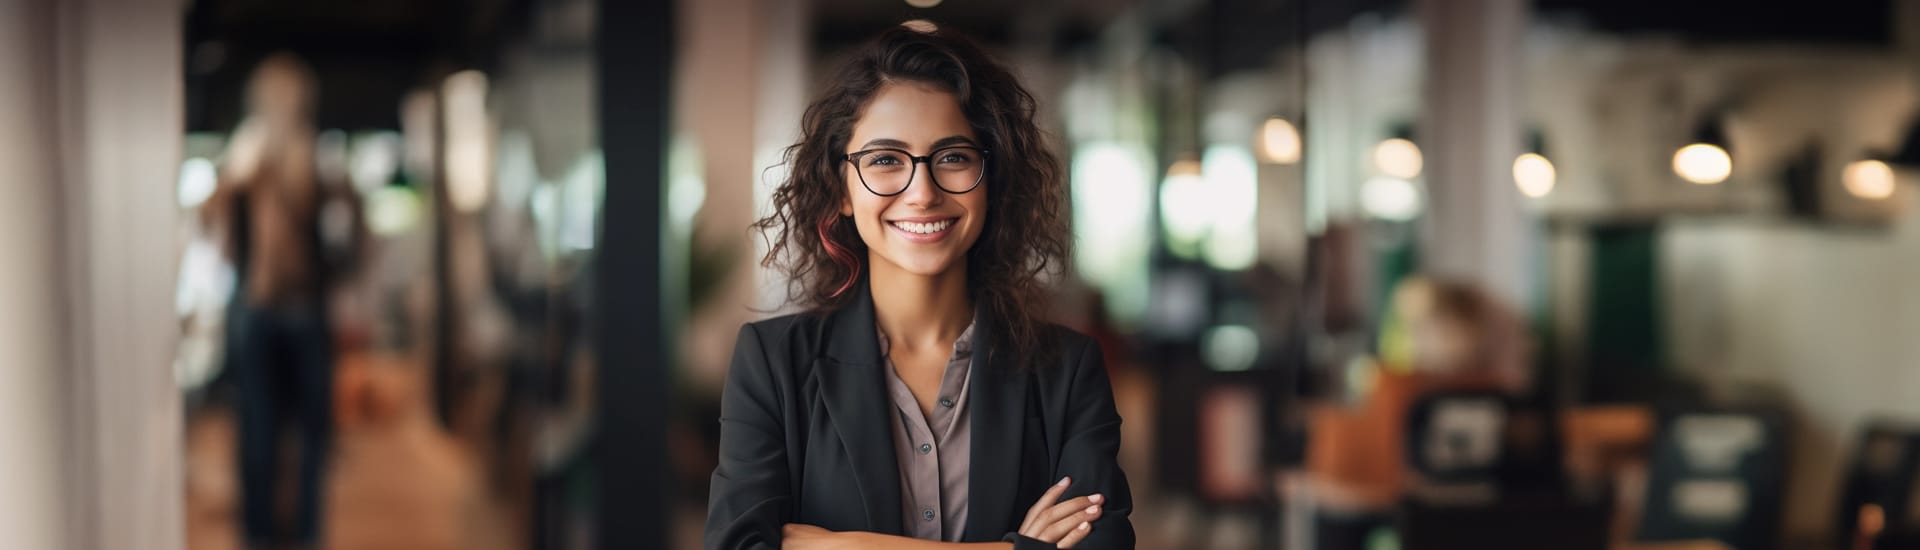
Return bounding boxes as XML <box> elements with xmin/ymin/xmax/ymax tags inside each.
<box><xmin>886</xmin><ymin>216</ymin><xmax>960</xmax><ymax>242</ymax></box>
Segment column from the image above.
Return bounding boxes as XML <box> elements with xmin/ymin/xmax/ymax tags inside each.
<box><xmin>0</xmin><ymin>0</ymin><xmax>71</xmax><ymax>547</ymax></box>
<box><xmin>1415</xmin><ymin>0</ymin><xmax>1533</xmax><ymax>309</ymax></box>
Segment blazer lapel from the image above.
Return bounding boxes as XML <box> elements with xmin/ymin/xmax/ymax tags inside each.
<box><xmin>963</xmin><ymin>304</ymin><xmax>1030</xmax><ymax>541</ymax></box>
<box><xmin>815</xmin><ymin>287</ymin><xmax>904</xmax><ymax>534</ymax></box>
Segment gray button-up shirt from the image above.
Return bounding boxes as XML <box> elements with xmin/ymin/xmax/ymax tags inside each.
<box><xmin>880</xmin><ymin>322</ymin><xmax>974</xmax><ymax>541</ymax></box>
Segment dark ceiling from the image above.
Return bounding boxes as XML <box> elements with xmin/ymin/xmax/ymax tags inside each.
<box><xmin>1535</xmin><ymin>0</ymin><xmax>1893</xmax><ymax>45</ymax></box>
<box><xmin>184</xmin><ymin>0</ymin><xmax>534</xmax><ymax>131</ymax></box>
<box><xmin>810</xmin><ymin>0</ymin><xmax>1310</xmax><ymax>80</ymax></box>
<box><xmin>187</xmin><ymin>0</ymin><xmax>1900</xmax><ymax>133</ymax></box>
<box><xmin>809</xmin><ymin>0</ymin><xmax>1900</xmax><ymax>85</ymax></box>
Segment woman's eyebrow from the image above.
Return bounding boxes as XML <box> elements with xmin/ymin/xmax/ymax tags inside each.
<box><xmin>931</xmin><ymin>135</ymin><xmax>977</xmax><ymax>149</ymax></box>
<box><xmin>854</xmin><ymin>135</ymin><xmax>976</xmax><ymax>152</ymax></box>
<box><xmin>856</xmin><ymin>138</ymin><xmax>911</xmax><ymax>151</ymax></box>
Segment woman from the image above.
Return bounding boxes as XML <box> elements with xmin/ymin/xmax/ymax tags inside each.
<box><xmin>705</xmin><ymin>24</ymin><xmax>1134</xmax><ymax>550</ymax></box>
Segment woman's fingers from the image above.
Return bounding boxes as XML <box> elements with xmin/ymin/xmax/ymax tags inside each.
<box><xmin>1038</xmin><ymin>502</ymin><xmax>1102</xmax><ymax>542</ymax></box>
<box><xmin>1017</xmin><ymin>478</ymin><xmax>1106</xmax><ymax>543</ymax></box>
<box><xmin>1020</xmin><ymin>477</ymin><xmax>1072</xmax><ymax>534</ymax></box>
<box><xmin>1038</xmin><ymin>494</ymin><xmax>1102</xmax><ymax>527</ymax></box>
<box><xmin>1054</xmin><ymin>521</ymin><xmax>1093</xmax><ymax>549</ymax></box>
<box><xmin>782</xmin><ymin>523</ymin><xmax>825</xmax><ymax>536</ymax></box>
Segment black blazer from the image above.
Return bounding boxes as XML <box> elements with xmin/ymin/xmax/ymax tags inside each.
<box><xmin>704</xmin><ymin>287</ymin><xmax>1134</xmax><ymax>549</ymax></box>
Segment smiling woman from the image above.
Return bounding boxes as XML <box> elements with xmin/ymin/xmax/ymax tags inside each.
<box><xmin>838</xmin><ymin>83</ymin><xmax>991</xmax><ymax>280</ymax></box>
<box><xmin>708</xmin><ymin>23</ymin><xmax>1134</xmax><ymax>550</ymax></box>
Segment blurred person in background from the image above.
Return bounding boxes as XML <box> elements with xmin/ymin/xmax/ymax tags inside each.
<box><xmin>1300</xmin><ymin>276</ymin><xmax>1534</xmax><ymax>550</ymax></box>
<box><xmin>201</xmin><ymin>52</ymin><xmax>362</xmax><ymax>550</ymax></box>
<box><xmin>1383</xmin><ymin>277</ymin><xmax>1532</xmax><ymax>392</ymax></box>
<box><xmin>705</xmin><ymin>24</ymin><xmax>1134</xmax><ymax>550</ymax></box>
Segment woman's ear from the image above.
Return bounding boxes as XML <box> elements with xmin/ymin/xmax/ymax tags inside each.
<box><xmin>839</xmin><ymin>194</ymin><xmax>853</xmax><ymax>216</ymax></box>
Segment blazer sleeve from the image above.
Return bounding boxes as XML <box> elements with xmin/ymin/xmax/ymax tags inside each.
<box><xmin>1052</xmin><ymin>340</ymin><xmax>1136</xmax><ymax>549</ymax></box>
<box><xmin>704</xmin><ymin>324</ymin><xmax>792</xmax><ymax>550</ymax></box>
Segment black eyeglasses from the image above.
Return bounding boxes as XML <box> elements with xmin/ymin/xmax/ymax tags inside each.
<box><xmin>843</xmin><ymin>146</ymin><xmax>990</xmax><ymax>196</ymax></box>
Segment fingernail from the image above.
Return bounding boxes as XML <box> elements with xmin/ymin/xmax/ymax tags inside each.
<box><xmin>1079</xmin><ymin>522</ymin><xmax>1090</xmax><ymax>530</ymax></box>
<box><xmin>1088</xmin><ymin>494</ymin><xmax>1103</xmax><ymax>504</ymax></box>
<box><xmin>1056</xmin><ymin>476</ymin><xmax>1070</xmax><ymax>487</ymax></box>
<box><xmin>1085</xmin><ymin>505</ymin><xmax>1100</xmax><ymax>514</ymax></box>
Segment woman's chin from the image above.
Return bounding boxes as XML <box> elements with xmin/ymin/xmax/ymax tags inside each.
<box><xmin>875</xmin><ymin>252</ymin><xmax>963</xmax><ymax>279</ymax></box>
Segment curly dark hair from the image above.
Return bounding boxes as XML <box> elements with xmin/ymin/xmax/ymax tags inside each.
<box><xmin>752</xmin><ymin>23</ymin><xmax>1070</xmax><ymax>368</ymax></box>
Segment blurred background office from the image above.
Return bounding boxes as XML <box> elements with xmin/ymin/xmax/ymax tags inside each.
<box><xmin>9</xmin><ymin>0</ymin><xmax>1920</xmax><ymax>549</ymax></box>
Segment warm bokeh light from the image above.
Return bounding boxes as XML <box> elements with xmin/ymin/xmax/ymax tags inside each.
<box><xmin>1673</xmin><ymin>143</ymin><xmax>1732</xmax><ymax>185</ymax></box>
<box><xmin>1513</xmin><ymin>152</ymin><xmax>1556</xmax><ymax>198</ymax></box>
<box><xmin>1258</xmin><ymin>117</ymin><xmax>1302</xmax><ymax>164</ymax></box>
<box><xmin>1843</xmin><ymin>159</ymin><xmax>1896</xmax><ymax>200</ymax></box>
<box><xmin>1861</xmin><ymin>504</ymin><xmax>1887</xmax><ymax>537</ymax></box>
<box><xmin>904</xmin><ymin>0</ymin><xmax>944</xmax><ymax>8</ymax></box>
<box><xmin>443</xmin><ymin>70</ymin><xmax>492</xmax><ymax>213</ymax></box>
<box><xmin>1373</xmin><ymin>137</ymin><xmax>1423</xmax><ymax>179</ymax></box>
<box><xmin>1361</xmin><ymin>176</ymin><xmax>1422</xmax><ymax>221</ymax></box>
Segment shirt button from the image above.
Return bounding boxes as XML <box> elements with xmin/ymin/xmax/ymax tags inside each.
<box><xmin>919</xmin><ymin>443</ymin><xmax>933</xmax><ymax>455</ymax></box>
<box><xmin>922</xmin><ymin>508</ymin><xmax>936</xmax><ymax>521</ymax></box>
<box><xmin>939</xmin><ymin>397</ymin><xmax>954</xmax><ymax>408</ymax></box>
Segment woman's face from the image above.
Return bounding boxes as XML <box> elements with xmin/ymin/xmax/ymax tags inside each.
<box><xmin>840</xmin><ymin>82</ymin><xmax>989</xmax><ymax>279</ymax></box>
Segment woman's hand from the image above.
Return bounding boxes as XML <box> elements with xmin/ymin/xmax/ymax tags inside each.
<box><xmin>1016</xmin><ymin>477</ymin><xmax>1102</xmax><ymax>548</ymax></box>
<box><xmin>783</xmin><ymin>524</ymin><xmax>859</xmax><ymax>550</ymax></box>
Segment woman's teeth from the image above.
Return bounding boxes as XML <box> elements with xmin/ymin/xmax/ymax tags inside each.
<box><xmin>891</xmin><ymin>219</ymin><xmax>953</xmax><ymax>234</ymax></box>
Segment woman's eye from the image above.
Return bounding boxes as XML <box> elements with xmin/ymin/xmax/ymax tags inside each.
<box><xmin>866</xmin><ymin>154</ymin><xmax>904</xmax><ymax>167</ymax></box>
<box><xmin>938</xmin><ymin>152</ymin><xmax>975</xmax><ymax>164</ymax></box>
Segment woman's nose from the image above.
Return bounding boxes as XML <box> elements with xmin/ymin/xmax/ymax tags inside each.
<box><xmin>899</xmin><ymin>161</ymin><xmax>943</xmax><ymax>205</ymax></box>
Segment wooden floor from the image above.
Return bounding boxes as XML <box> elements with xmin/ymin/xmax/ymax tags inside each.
<box><xmin>185</xmin><ymin>354</ymin><xmax>516</xmax><ymax>550</ymax></box>
<box><xmin>184</xmin><ymin>349</ymin><xmax>1203</xmax><ymax>550</ymax></box>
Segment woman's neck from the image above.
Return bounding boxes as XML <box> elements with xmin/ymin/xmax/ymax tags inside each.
<box><xmin>867</xmin><ymin>256</ymin><xmax>972</xmax><ymax>355</ymax></box>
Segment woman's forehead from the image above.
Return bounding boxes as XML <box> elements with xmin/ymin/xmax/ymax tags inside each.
<box><xmin>848</xmin><ymin>82</ymin><xmax>976</xmax><ymax>150</ymax></box>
